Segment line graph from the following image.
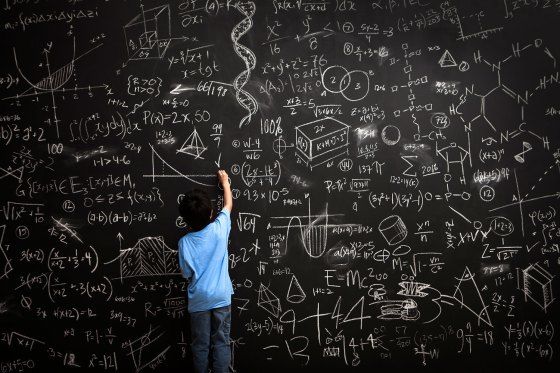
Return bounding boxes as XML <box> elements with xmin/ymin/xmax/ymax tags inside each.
<box><xmin>143</xmin><ymin>143</ymin><xmax>216</xmax><ymax>186</ymax></box>
<box><xmin>4</xmin><ymin>38</ymin><xmax>107</xmax><ymax>139</ymax></box>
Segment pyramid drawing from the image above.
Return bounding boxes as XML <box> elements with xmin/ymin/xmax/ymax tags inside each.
<box><xmin>286</xmin><ymin>275</ymin><xmax>306</xmax><ymax>304</ymax></box>
<box><xmin>438</xmin><ymin>50</ymin><xmax>457</xmax><ymax>68</ymax></box>
<box><xmin>452</xmin><ymin>266</ymin><xmax>492</xmax><ymax>327</ymax></box>
<box><xmin>177</xmin><ymin>128</ymin><xmax>207</xmax><ymax>159</ymax></box>
<box><xmin>120</xmin><ymin>236</ymin><xmax>180</xmax><ymax>279</ymax></box>
<box><xmin>257</xmin><ymin>283</ymin><xmax>281</xmax><ymax>317</ymax></box>
<box><xmin>143</xmin><ymin>144</ymin><xmax>215</xmax><ymax>186</ymax></box>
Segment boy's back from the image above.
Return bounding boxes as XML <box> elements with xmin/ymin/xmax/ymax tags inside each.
<box><xmin>178</xmin><ymin>208</ymin><xmax>233</xmax><ymax>313</ymax></box>
<box><xmin>178</xmin><ymin>171</ymin><xmax>233</xmax><ymax>373</ymax></box>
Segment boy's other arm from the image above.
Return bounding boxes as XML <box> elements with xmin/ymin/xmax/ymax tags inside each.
<box><xmin>218</xmin><ymin>170</ymin><xmax>233</xmax><ymax>213</ymax></box>
<box><xmin>178</xmin><ymin>242</ymin><xmax>193</xmax><ymax>280</ymax></box>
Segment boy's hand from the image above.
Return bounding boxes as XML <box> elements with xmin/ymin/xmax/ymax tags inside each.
<box><xmin>218</xmin><ymin>170</ymin><xmax>233</xmax><ymax>212</ymax></box>
<box><xmin>217</xmin><ymin>170</ymin><xmax>229</xmax><ymax>186</ymax></box>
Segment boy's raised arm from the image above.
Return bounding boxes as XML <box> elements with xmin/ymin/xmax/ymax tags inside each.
<box><xmin>218</xmin><ymin>170</ymin><xmax>233</xmax><ymax>213</ymax></box>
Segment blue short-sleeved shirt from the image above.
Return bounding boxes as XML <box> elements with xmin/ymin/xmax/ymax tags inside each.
<box><xmin>178</xmin><ymin>208</ymin><xmax>234</xmax><ymax>313</ymax></box>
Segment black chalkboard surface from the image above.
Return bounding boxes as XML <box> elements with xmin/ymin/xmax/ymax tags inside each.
<box><xmin>1</xmin><ymin>0</ymin><xmax>559</xmax><ymax>371</ymax></box>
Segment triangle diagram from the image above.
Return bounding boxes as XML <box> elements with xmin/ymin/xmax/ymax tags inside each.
<box><xmin>177</xmin><ymin>128</ymin><xmax>207</xmax><ymax>159</ymax></box>
<box><xmin>452</xmin><ymin>266</ymin><xmax>492</xmax><ymax>327</ymax></box>
<box><xmin>0</xmin><ymin>165</ymin><xmax>24</xmax><ymax>183</ymax></box>
<box><xmin>438</xmin><ymin>50</ymin><xmax>457</xmax><ymax>68</ymax></box>
<box><xmin>257</xmin><ymin>283</ymin><xmax>281</xmax><ymax>318</ymax></box>
<box><xmin>286</xmin><ymin>275</ymin><xmax>306</xmax><ymax>304</ymax></box>
<box><xmin>143</xmin><ymin>144</ymin><xmax>215</xmax><ymax>186</ymax></box>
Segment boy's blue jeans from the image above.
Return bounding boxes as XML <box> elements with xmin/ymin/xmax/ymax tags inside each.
<box><xmin>190</xmin><ymin>305</ymin><xmax>231</xmax><ymax>373</ymax></box>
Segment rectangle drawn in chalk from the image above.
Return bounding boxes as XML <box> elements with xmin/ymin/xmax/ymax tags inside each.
<box><xmin>295</xmin><ymin>117</ymin><xmax>350</xmax><ymax>169</ymax></box>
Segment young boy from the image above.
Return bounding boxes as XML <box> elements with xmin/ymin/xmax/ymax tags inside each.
<box><xmin>178</xmin><ymin>170</ymin><xmax>233</xmax><ymax>373</ymax></box>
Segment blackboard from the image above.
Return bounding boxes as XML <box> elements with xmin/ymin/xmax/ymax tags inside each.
<box><xmin>1</xmin><ymin>0</ymin><xmax>559</xmax><ymax>371</ymax></box>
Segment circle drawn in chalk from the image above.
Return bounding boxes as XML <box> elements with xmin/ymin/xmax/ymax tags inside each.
<box><xmin>321</xmin><ymin>65</ymin><xmax>351</xmax><ymax>93</ymax></box>
<box><xmin>430</xmin><ymin>112</ymin><xmax>450</xmax><ymax>129</ymax></box>
<box><xmin>488</xmin><ymin>216</ymin><xmax>514</xmax><ymax>237</ymax></box>
<box><xmin>272</xmin><ymin>137</ymin><xmax>288</xmax><ymax>158</ymax></box>
<box><xmin>21</xmin><ymin>295</ymin><xmax>32</xmax><ymax>309</ymax></box>
<box><xmin>479</xmin><ymin>185</ymin><xmax>495</xmax><ymax>202</ymax></box>
<box><xmin>341</xmin><ymin>21</ymin><xmax>354</xmax><ymax>33</ymax></box>
<box><xmin>16</xmin><ymin>225</ymin><xmax>29</xmax><ymax>239</ymax></box>
<box><xmin>458</xmin><ymin>61</ymin><xmax>470</xmax><ymax>72</ymax></box>
<box><xmin>392</xmin><ymin>244</ymin><xmax>411</xmax><ymax>257</ymax></box>
<box><xmin>62</xmin><ymin>199</ymin><xmax>75</xmax><ymax>213</ymax></box>
<box><xmin>230</xmin><ymin>164</ymin><xmax>241</xmax><ymax>175</ymax></box>
<box><xmin>373</xmin><ymin>248</ymin><xmax>391</xmax><ymax>262</ymax></box>
<box><xmin>340</xmin><ymin>70</ymin><xmax>370</xmax><ymax>102</ymax></box>
<box><xmin>338</xmin><ymin>158</ymin><xmax>353</xmax><ymax>172</ymax></box>
<box><xmin>381</xmin><ymin>125</ymin><xmax>401</xmax><ymax>146</ymax></box>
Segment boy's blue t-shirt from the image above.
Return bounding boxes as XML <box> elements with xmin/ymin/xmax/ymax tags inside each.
<box><xmin>178</xmin><ymin>208</ymin><xmax>234</xmax><ymax>313</ymax></box>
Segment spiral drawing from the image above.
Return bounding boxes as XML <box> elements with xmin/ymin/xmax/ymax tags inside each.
<box><xmin>231</xmin><ymin>1</ymin><xmax>258</xmax><ymax>128</ymax></box>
